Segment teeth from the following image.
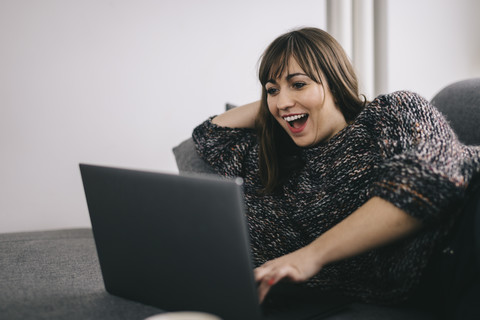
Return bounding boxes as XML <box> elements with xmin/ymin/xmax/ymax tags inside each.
<box><xmin>283</xmin><ymin>114</ymin><xmax>307</xmax><ymax>122</ymax></box>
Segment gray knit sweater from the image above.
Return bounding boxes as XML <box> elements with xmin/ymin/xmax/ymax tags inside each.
<box><xmin>192</xmin><ymin>91</ymin><xmax>480</xmax><ymax>304</ymax></box>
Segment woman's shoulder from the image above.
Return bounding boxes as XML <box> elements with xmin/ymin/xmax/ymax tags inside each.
<box><xmin>372</xmin><ymin>90</ymin><xmax>428</xmax><ymax>109</ymax></box>
<box><xmin>352</xmin><ymin>90</ymin><xmax>440</xmax><ymax>140</ymax></box>
<box><xmin>360</xmin><ymin>90</ymin><xmax>432</xmax><ymax>121</ymax></box>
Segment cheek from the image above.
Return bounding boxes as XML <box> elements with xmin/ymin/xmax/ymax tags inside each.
<box><xmin>306</xmin><ymin>85</ymin><xmax>326</xmax><ymax>108</ymax></box>
<box><xmin>267</xmin><ymin>97</ymin><xmax>276</xmax><ymax>116</ymax></box>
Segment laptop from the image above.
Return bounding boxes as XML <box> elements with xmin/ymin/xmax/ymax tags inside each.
<box><xmin>80</xmin><ymin>164</ymin><xmax>349</xmax><ymax>320</ymax></box>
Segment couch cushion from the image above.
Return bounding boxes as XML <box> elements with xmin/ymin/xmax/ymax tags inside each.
<box><xmin>0</xmin><ymin>228</ymin><xmax>163</xmax><ymax>320</ymax></box>
<box><xmin>172</xmin><ymin>137</ymin><xmax>216</xmax><ymax>175</ymax></box>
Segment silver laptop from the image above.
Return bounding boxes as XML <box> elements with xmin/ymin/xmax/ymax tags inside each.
<box><xmin>80</xmin><ymin>164</ymin><xmax>349</xmax><ymax>320</ymax></box>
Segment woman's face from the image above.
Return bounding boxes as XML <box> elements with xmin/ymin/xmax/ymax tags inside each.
<box><xmin>265</xmin><ymin>57</ymin><xmax>347</xmax><ymax>148</ymax></box>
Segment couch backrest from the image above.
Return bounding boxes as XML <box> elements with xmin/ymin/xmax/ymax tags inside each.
<box><xmin>431</xmin><ymin>78</ymin><xmax>480</xmax><ymax>146</ymax></box>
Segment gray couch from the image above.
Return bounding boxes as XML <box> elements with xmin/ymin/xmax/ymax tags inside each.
<box><xmin>1</xmin><ymin>79</ymin><xmax>479</xmax><ymax>320</ymax></box>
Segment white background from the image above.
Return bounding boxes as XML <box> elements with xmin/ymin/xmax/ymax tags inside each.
<box><xmin>1</xmin><ymin>0</ymin><xmax>479</xmax><ymax>233</ymax></box>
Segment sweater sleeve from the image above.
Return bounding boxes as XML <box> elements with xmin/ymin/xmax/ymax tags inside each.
<box><xmin>369</xmin><ymin>91</ymin><xmax>479</xmax><ymax>224</ymax></box>
<box><xmin>192</xmin><ymin>117</ymin><xmax>257</xmax><ymax>178</ymax></box>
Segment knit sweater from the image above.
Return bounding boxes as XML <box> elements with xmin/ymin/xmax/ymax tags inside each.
<box><xmin>192</xmin><ymin>91</ymin><xmax>480</xmax><ymax>304</ymax></box>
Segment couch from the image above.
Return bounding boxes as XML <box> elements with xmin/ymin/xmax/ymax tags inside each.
<box><xmin>1</xmin><ymin>79</ymin><xmax>479</xmax><ymax>320</ymax></box>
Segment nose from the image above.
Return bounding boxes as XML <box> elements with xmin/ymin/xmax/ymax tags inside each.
<box><xmin>277</xmin><ymin>90</ymin><xmax>294</xmax><ymax>111</ymax></box>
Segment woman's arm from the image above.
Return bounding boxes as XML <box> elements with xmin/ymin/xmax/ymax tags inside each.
<box><xmin>212</xmin><ymin>101</ymin><xmax>260</xmax><ymax>128</ymax></box>
<box><xmin>254</xmin><ymin>196</ymin><xmax>422</xmax><ymax>303</ymax></box>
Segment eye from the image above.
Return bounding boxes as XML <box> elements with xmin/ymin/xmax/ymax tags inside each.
<box><xmin>266</xmin><ymin>87</ymin><xmax>278</xmax><ymax>95</ymax></box>
<box><xmin>293</xmin><ymin>82</ymin><xmax>306</xmax><ymax>89</ymax></box>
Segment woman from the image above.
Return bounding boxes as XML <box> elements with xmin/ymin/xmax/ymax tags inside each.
<box><xmin>192</xmin><ymin>27</ymin><xmax>480</xmax><ymax>306</ymax></box>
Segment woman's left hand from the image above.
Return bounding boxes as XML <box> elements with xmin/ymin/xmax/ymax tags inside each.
<box><xmin>253</xmin><ymin>245</ymin><xmax>323</xmax><ymax>303</ymax></box>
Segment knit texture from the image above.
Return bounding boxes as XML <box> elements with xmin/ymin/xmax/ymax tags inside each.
<box><xmin>192</xmin><ymin>91</ymin><xmax>480</xmax><ymax>304</ymax></box>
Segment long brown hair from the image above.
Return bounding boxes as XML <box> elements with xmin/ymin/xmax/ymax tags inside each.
<box><xmin>255</xmin><ymin>27</ymin><xmax>367</xmax><ymax>194</ymax></box>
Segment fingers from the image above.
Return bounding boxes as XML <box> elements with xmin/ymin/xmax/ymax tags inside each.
<box><xmin>254</xmin><ymin>264</ymin><xmax>296</xmax><ymax>303</ymax></box>
<box><xmin>257</xmin><ymin>274</ymin><xmax>274</xmax><ymax>303</ymax></box>
<box><xmin>254</xmin><ymin>247</ymin><xmax>321</xmax><ymax>303</ymax></box>
<box><xmin>254</xmin><ymin>264</ymin><xmax>276</xmax><ymax>303</ymax></box>
<box><xmin>253</xmin><ymin>262</ymin><xmax>272</xmax><ymax>283</ymax></box>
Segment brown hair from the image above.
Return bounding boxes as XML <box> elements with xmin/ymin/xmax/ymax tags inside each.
<box><xmin>255</xmin><ymin>27</ymin><xmax>367</xmax><ymax>194</ymax></box>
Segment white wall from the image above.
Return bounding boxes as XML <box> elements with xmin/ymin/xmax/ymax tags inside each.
<box><xmin>0</xmin><ymin>0</ymin><xmax>326</xmax><ymax>233</ymax></box>
<box><xmin>1</xmin><ymin>0</ymin><xmax>479</xmax><ymax>234</ymax></box>
<box><xmin>387</xmin><ymin>0</ymin><xmax>480</xmax><ymax>99</ymax></box>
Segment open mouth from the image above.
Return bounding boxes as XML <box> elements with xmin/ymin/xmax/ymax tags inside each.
<box><xmin>283</xmin><ymin>113</ymin><xmax>309</xmax><ymax>131</ymax></box>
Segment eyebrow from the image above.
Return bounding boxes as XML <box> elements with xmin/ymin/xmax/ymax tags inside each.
<box><xmin>266</xmin><ymin>73</ymin><xmax>309</xmax><ymax>85</ymax></box>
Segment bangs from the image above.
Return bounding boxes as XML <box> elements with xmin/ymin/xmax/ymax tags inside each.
<box><xmin>259</xmin><ymin>33</ymin><xmax>323</xmax><ymax>86</ymax></box>
<box><xmin>262</xmin><ymin>49</ymin><xmax>290</xmax><ymax>85</ymax></box>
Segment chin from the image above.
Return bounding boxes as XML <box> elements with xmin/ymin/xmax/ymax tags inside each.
<box><xmin>290</xmin><ymin>137</ymin><xmax>314</xmax><ymax>148</ymax></box>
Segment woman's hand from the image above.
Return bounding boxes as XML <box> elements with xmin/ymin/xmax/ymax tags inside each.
<box><xmin>253</xmin><ymin>245</ymin><xmax>324</xmax><ymax>303</ymax></box>
<box><xmin>212</xmin><ymin>101</ymin><xmax>260</xmax><ymax>129</ymax></box>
